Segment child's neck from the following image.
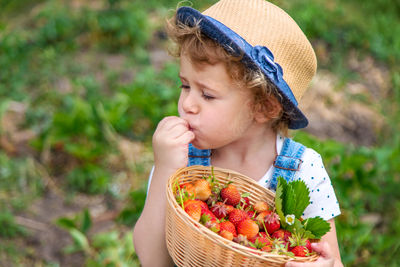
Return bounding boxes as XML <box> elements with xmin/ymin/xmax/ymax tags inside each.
<box><xmin>211</xmin><ymin>126</ymin><xmax>277</xmax><ymax>182</ymax></box>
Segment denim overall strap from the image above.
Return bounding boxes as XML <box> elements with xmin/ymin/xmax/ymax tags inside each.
<box><xmin>269</xmin><ymin>138</ymin><xmax>305</xmax><ymax>191</ymax></box>
<box><xmin>188</xmin><ymin>143</ymin><xmax>211</xmax><ymax>166</ymax></box>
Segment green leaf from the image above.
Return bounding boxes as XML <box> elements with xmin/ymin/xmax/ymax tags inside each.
<box><xmin>284</xmin><ymin>185</ymin><xmax>297</xmax><ymax>215</ymax></box>
<box><xmin>289</xmin><ymin>180</ymin><xmax>310</xmax><ymax>218</ymax></box>
<box><xmin>56</xmin><ymin>217</ymin><xmax>76</xmax><ymax>230</ymax></box>
<box><xmin>69</xmin><ymin>228</ymin><xmax>91</xmax><ymax>254</ymax></box>
<box><xmin>302</xmin><ymin>217</ymin><xmax>331</xmax><ymax>239</ymax></box>
<box><xmin>81</xmin><ymin>209</ymin><xmax>92</xmax><ymax>234</ymax></box>
<box><xmin>275</xmin><ymin>177</ymin><xmax>287</xmax><ymax>227</ymax></box>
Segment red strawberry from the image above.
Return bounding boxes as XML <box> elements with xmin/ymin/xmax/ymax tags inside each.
<box><xmin>247</xmin><ymin>210</ymin><xmax>256</xmax><ymax>219</ymax></box>
<box><xmin>249</xmin><ymin>233</ymin><xmax>272</xmax><ymax>249</ymax></box>
<box><xmin>305</xmin><ymin>240</ymin><xmax>312</xmax><ymax>252</ymax></box>
<box><xmin>253</xmin><ymin>201</ymin><xmax>270</xmax><ymax>213</ymax></box>
<box><xmin>237</xmin><ymin>219</ymin><xmax>259</xmax><ymax>239</ymax></box>
<box><xmin>211</xmin><ymin>202</ymin><xmax>229</xmax><ymax>219</ymax></box>
<box><xmin>263</xmin><ymin>212</ymin><xmax>280</xmax><ymax>234</ymax></box>
<box><xmin>240</xmin><ymin>196</ymin><xmax>251</xmax><ymax>209</ymax></box>
<box><xmin>204</xmin><ymin>220</ymin><xmax>220</xmax><ymax>233</ymax></box>
<box><xmin>228</xmin><ymin>209</ymin><xmax>249</xmax><ymax>227</ymax></box>
<box><xmin>290</xmin><ymin>246</ymin><xmax>308</xmax><ymax>257</ymax></box>
<box><xmin>261</xmin><ymin>245</ymin><xmax>272</xmax><ymax>252</ymax></box>
<box><xmin>201</xmin><ymin>209</ymin><xmax>217</xmax><ymax>223</ymax></box>
<box><xmin>271</xmin><ymin>229</ymin><xmax>292</xmax><ymax>242</ymax></box>
<box><xmin>193</xmin><ymin>179</ymin><xmax>211</xmax><ymax>201</ymax></box>
<box><xmin>199</xmin><ymin>201</ymin><xmax>210</xmax><ymax>214</ymax></box>
<box><xmin>219</xmin><ymin>221</ymin><xmax>237</xmax><ymax>237</ymax></box>
<box><xmin>255</xmin><ymin>210</ymin><xmax>272</xmax><ymax>229</ymax></box>
<box><xmin>225</xmin><ymin>204</ymin><xmax>235</xmax><ymax>214</ymax></box>
<box><xmin>184</xmin><ymin>200</ymin><xmax>202</xmax><ymax>222</ymax></box>
<box><xmin>220</xmin><ymin>184</ymin><xmax>241</xmax><ymax>206</ymax></box>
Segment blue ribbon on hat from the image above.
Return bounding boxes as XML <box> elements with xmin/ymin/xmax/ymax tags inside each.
<box><xmin>250</xmin><ymin>45</ymin><xmax>283</xmax><ymax>83</ymax></box>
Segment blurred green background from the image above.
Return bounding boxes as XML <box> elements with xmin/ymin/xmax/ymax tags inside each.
<box><xmin>0</xmin><ymin>0</ymin><xmax>399</xmax><ymax>266</ymax></box>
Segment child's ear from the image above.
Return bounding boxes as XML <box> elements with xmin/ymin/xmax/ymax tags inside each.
<box><xmin>253</xmin><ymin>96</ymin><xmax>283</xmax><ymax>123</ymax></box>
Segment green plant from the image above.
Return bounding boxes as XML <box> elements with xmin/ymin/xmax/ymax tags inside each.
<box><xmin>117</xmin><ymin>189</ymin><xmax>147</xmax><ymax>226</ymax></box>
<box><xmin>57</xmin><ymin>209</ymin><xmax>139</xmax><ymax>266</ymax></box>
<box><xmin>0</xmin><ymin>210</ymin><xmax>26</xmax><ymax>238</ymax></box>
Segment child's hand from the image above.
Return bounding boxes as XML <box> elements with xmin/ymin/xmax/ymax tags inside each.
<box><xmin>153</xmin><ymin>116</ymin><xmax>195</xmax><ymax>172</ymax></box>
<box><xmin>285</xmin><ymin>242</ymin><xmax>338</xmax><ymax>267</ymax></box>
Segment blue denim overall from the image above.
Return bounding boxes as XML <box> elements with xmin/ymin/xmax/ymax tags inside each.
<box><xmin>187</xmin><ymin>138</ymin><xmax>305</xmax><ymax>190</ymax></box>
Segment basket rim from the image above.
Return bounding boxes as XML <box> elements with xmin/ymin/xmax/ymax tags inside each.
<box><xmin>166</xmin><ymin>165</ymin><xmax>319</xmax><ymax>263</ymax></box>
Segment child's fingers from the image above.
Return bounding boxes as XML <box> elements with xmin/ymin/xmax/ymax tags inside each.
<box><xmin>176</xmin><ymin>130</ymin><xmax>195</xmax><ymax>144</ymax></box>
<box><xmin>311</xmin><ymin>241</ymin><xmax>332</xmax><ymax>258</ymax></box>
<box><xmin>158</xmin><ymin>116</ymin><xmax>188</xmax><ymax>131</ymax></box>
<box><xmin>168</xmin><ymin>122</ymin><xmax>191</xmax><ymax>138</ymax></box>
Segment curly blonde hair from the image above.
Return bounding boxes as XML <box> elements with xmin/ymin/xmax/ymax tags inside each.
<box><xmin>166</xmin><ymin>13</ymin><xmax>290</xmax><ymax>136</ymax></box>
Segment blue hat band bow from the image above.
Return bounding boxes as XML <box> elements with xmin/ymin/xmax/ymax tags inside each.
<box><xmin>251</xmin><ymin>45</ymin><xmax>283</xmax><ymax>83</ymax></box>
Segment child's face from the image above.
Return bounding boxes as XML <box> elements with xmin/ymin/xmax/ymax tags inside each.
<box><xmin>178</xmin><ymin>54</ymin><xmax>257</xmax><ymax>150</ymax></box>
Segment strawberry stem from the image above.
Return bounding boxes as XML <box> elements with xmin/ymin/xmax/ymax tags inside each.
<box><xmin>175</xmin><ymin>180</ymin><xmax>185</xmax><ymax>210</ymax></box>
<box><xmin>261</xmin><ymin>220</ymin><xmax>271</xmax><ymax>239</ymax></box>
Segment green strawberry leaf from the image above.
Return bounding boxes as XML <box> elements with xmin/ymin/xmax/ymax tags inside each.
<box><xmin>284</xmin><ymin>185</ymin><xmax>297</xmax><ymax>216</ymax></box>
<box><xmin>289</xmin><ymin>180</ymin><xmax>310</xmax><ymax>218</ymax></box>
<box><xmin>241</xmin><ymin>192</ymin><xmax>251</xmax><ymax>198</ymax></box>
<box><xmin>302</xmin><ymin>216</ymin><xmax>331</xmax><ymax>239</ymax></box>
<box><xmin>275</xmin><ymin>177</ymin><xmax>287</xmax><ymax>227</ymax></box>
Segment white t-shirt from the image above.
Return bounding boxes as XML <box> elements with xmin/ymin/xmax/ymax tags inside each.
<box><xmin>147</xmin><ymin>134</ymin><xmax>341</xmax><ymax>221</ymax></box>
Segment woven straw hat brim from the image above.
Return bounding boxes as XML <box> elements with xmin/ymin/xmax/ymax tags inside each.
<box><xmin>177</xmin><ymin>6</ymin><xmax>308</xmax><ymax>129</ymax></box>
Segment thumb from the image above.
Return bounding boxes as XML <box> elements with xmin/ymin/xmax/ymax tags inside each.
<box><xmin>311</xmin><ymin>241</ymin><xmax>332</xmax><ymax>258</ymax></box>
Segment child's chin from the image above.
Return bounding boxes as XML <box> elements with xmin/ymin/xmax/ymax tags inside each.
<box><xmin>190</xmin><ymin>140</ymin><xmax>209</xmax><ymax>150</ymax></box>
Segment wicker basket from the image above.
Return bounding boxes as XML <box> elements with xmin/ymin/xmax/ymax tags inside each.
<box><xmin>166</xmin><ymin>165</ymin><xmax>319</xmax><ymax>267</ymax></box>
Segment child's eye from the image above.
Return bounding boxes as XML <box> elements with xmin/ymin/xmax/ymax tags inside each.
<box><xmin>179</xmin><ymin>84</ymin><xmax>190</xmax><ymax>90</ymax></box>
<box><xmin>202</xmin><ymin>92</ymin><xmax>215</xmax><ymax>100</ymax></box>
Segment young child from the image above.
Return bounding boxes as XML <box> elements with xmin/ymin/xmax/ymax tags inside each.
<box><xmin>133</xmin><ymin>0</ymin><xmax>343</xmax><ymax>266</ymax></box>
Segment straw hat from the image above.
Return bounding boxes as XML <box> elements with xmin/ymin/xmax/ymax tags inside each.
<box><xmin>176</xmin><ymin>0</ymin><xmax>317</xmax><ymax>129</ymax></box>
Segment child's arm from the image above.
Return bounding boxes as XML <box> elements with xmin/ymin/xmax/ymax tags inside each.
<box><xmin>286</xmin><ymin>219</ymin><xmax>343</xmax><ymax>267</ymax></box>
<box><xmin>133</xmin><ymin>116</ymin><xmax>194</xmax><ymax>267</ymax></box>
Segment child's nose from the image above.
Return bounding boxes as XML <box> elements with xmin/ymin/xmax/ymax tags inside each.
<box><xmin>181</xmin><ymin>91</ymin><xmax>199</xmax><ymax>114</ymax></box>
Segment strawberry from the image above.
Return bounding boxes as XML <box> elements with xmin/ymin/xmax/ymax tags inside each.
<box><xmin>224</xmin><ymin>204</ymin><xmax>235</xmax><ymax>214</ymax></box>
<box><xmin>255</xmin><ymin>210</ymin><xmax>272</xmax><ymax>229</ymax></box>
<box><xmin>263</xmin><ymin>212</ymin><xmax>280</xmax><ymax>234</ymax></box>
<box><xmin>249</xmin><ymin>233</ymin><xmax>272</xmax><ymax>249</ymax></box>
<box><xmin>261</xmin><ymin>245</ymin><xmax>272</xmax><ymax>252</ymax></box>
<box><xmin>210</xmin><ymin>202</ymin><xmax>229</xmax><ymax>219</ymax></box>
<box><xmin>220</xmin><ymin>184</ymin><xmax>241</xmax><ymax>206</ymax></box>
<box><xmin>198</xmin><ymin>200</ymin><xmax>210</xmax><ymax>214</ymax></box>
<box><xmin>180</xmin><ymin>182</ymin><xmax>196</xmax><ymax>198</ymax></box>
<box><xmin>219</xmin><ymin>230</ymin><xmax>234</xmax><ymax>241</ymax></box>
<box><xmin>233</xmin><ymin>234</ymin><xmax>250</xmax><ymax>247</ymax></box>
<box><xmin>206</xmin><ymin>191</ymin><xmax>220</xmax><ymax>206</ymax></box>
<box><xmin>204</xmin><ymin>220</ymin><xmax>220</xmax><ymax>233</ymax></box>
<box><xmin>200</xmin><ymin>210</ymin><xmax>217</xmax><ymax>224</ymax></box>
<box><xmin>253</xmin><ymin>201</ymin><xmax>270</xmax><ymax>213</ymax></box>
<box><xmin>228</xmin><ymin>209</ymin><xmax>249</xmax><ymax>227</ymax></box>
<box><xmin>240</xmin><ymin>196</ymin><xmax>251</xmax><ymax>209</ymax></box>
<box><xmin>288</xmin><ymin>232</ymin><xmax>311</xmax><ymax>256</ymax></box>
<box><xmin>219</xmin><ymin>220</ymin><xmax>237</xmax><ymax>237</ymax></box>
<box><xmin>237</xmin><ymin>219</ymin><xmax>259</xmax><ymax>239</ymax></box>
<box><xmin>271</xmin><ymin>229</ymin><xmax>292</xmax><ymax>242</ymax></box>
<box><xmin>305</xmin><ymin>239</ymin><xmax>312</xmax><ymax>252</ymax></box>
<box><xmin>184</xmin><ymin>200</ymin><xmax>202</xmax><ymax>222</ymax></box>
<box><xmin>193</xmin><ymin>179</ymin><xmax>211</xmax><ymax>201</ymax></box>
<box><xmin>247</xmin><ymin>210</ymin><xmax>256</xmax><ymax>219</ymax></box>
<box><xmin>290</xmin><ymin>246</ymin><xmax>308</xmax><ymax>257</ymax></box>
